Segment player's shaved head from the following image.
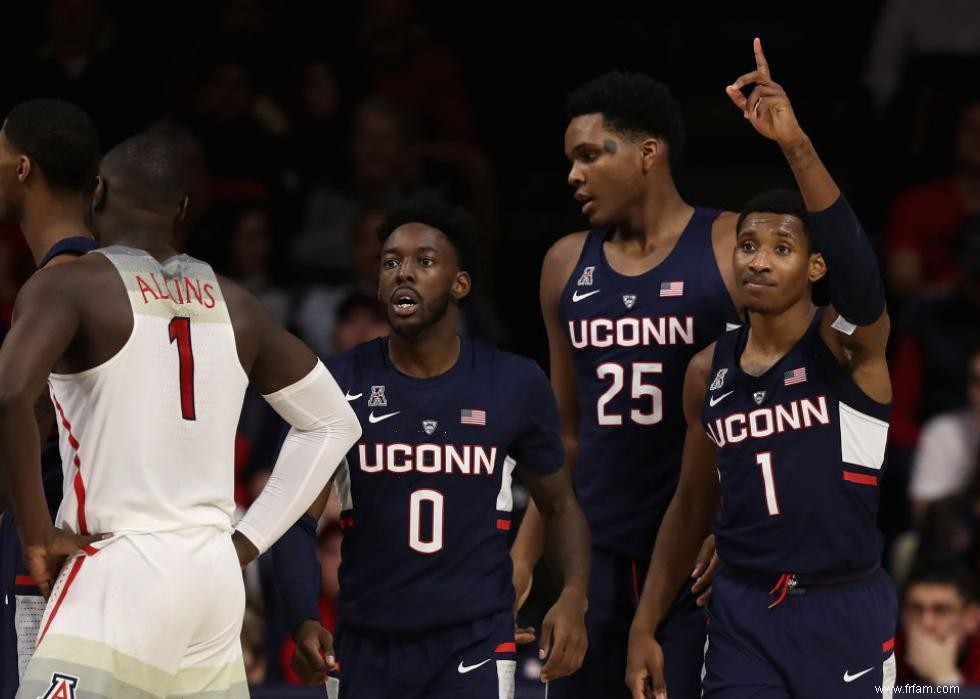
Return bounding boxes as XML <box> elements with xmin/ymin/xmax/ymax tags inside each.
<box><xmin>99</xmin><ymin>132</ymin><xmax>187</xmax><ymax>212</ymax></box>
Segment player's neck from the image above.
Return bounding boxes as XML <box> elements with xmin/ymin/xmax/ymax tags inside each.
<box><xmin>101</xmin><ymin>213</ymin><xmax>178</xmax><ymax>259</ymax></box>
<box><xmin>615</xmin><ymin>182</ymin><xmax>692</xmax><ymax>248</ymax></box>
<box><xmin>744</xmin><ymin>301</ymin><xmax>816</xmax><ymax>359</ymax></box>
<box><xmin>21</xmin><ymin>192</ymin><xmax>90</xmax><ymax>265</ymax></box>
<box><xmin>388</xmin><ymin>326</ymin><xmax>461</xmax><ymax>379</ymax></box>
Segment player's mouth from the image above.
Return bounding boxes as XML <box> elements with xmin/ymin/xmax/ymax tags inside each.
<box><xmin>391</xmin><ymin>287</ymin><xmax>421</xmax><ymax>317</ymax></box>
<box><xmin>574</xmin><ymin>191</ymin><xmax>594</xmax><ymax>215</ymax></box>
<box><xmin>742</xmin><ymin>276</ymin><xmax>776</xmax><ymax>291</ymax></box>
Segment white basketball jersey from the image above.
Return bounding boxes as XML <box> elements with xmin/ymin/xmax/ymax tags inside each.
<box><xmin>48</xmin><ymin>246</ymin><xmax>249</xmax><ymax>536</ymax></box>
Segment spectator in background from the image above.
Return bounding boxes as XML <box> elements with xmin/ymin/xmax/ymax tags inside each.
<box><xmin>897</xmin><ymin>562</ymin><xmax>980</xmax><ymax>687</ymax></box>
<box><xmin>891</xmin><ymin>221</ymin><xmax>980</xmax><ymax>450</ymax></box>
<box><xmin>885</xmin><ymin>96</ymin><xmax>980</xmax><ymax>299</ymax></box>
<box><xmin>864</xmin><ymin>0</ymin><xmax>980</xmax><ymax>115</ymax></box>
<box><xmin>285</xmin><ymin>60</ymin><xmax>348</xmax><ymax>196</ymax></box>
<box><xmin>330</xmin><ymin>292</ymin><xmax>389</xmax><ymax>354</ymax></box>
<box><xmin>910</xmin><ymin>346</ymin><xmax>980</xmax><ymax>524</ymax></box>
<box><xmin>223</xmin><ymin>205</ymin><xmax>291</xmax><ymax>327</ymax></box>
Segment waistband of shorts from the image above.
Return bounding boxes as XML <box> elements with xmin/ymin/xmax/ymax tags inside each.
<box><xmin>720</xmin><ymin>562</ymin><xmax>881</xmax><ymax>592</ymax></box>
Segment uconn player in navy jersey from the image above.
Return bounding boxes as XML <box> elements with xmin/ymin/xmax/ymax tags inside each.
<box><xmin>274</xmin><ymin>200</ymin><xmax>591</xmax><ymax>698</ymax></box>
<box><xmin>0</xmin><ymin>100</ymin><xmax>100</xmax><ymax>699</ymax></box>
<box><xmin>628</xmin><ymin>41</ymin><xmax>896</xmax><ymax>699</ymax></box>
<box><xmin>511</xmin><ymin>72</ymin><xmax>741</xmax><ymax>697</ymax></box>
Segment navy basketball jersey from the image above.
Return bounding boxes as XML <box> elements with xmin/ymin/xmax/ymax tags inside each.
<box><xmin>326</xmin><ymin>337</ymin><xmax>563</xmax><ymax>633</ymax></box>
<box><xmin>704</xmin><ymin>308</ymin><xmax>891</xmax><ymax>574</ymax></box>
<box><xmin>559</xmin><ymin>208</ymin><xmax>738</xmax><ymax>559</ymax></box>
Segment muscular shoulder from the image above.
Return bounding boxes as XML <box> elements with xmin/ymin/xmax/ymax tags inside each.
<box><xmin>711</xmin><ymin>211</ymin><xmax>738</xmax><ymax>241</ymax></box>
<box><xmin>688</xmin><ymin>343</ymin><xmax>717</xmax><ymax>386</ymax></box>
<box><xmin>17</xmin><ymin>253</ymin><xmax>113</xmax><ymax>306</ymax></box>
<box><xmin>541</xmin><ymin>230</ymin><xmax>589</xmax><ymax>294</ymax></box>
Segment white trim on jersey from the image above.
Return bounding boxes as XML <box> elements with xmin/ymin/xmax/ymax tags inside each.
<box><xmin>839</xmin><ymin>401</ymin><xmax>889</xmax><ymax>471</ymax></box>
<box><xmin>496</xmin><ymin>659</ymin><xmax>516</xmax><ymax>699</ymax></box>
<box><xmin>495</xmin><ymin>456</ymin><xmax>517</xmax><ymax>512</ymax></box>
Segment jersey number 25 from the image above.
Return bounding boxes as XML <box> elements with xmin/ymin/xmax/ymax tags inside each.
<box><xmin>595</xmin><ymin>362</ymin><xmax>663</xmax><ymax>426</ymax></box>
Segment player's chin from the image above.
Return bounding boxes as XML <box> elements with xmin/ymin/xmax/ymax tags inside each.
<box><xmin>388</xmin><ymin>313</ymin><xmax>427</xmax><ymax>336</ymax></box>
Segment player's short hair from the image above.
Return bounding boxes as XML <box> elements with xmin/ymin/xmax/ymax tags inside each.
<box><xmin>100</xmin><ymin>131</ymin><xmax>186</xmax><ymax>209</ymax></box>
<box><xmin>376</xmin><ymin>198</ymin><xmax>482</xmax><ymax>290</ymax></box>
<box><xmin>905</xmin><ymin>561</ymin><xmax>979</xmax><ymax>604</ymax></box>
<box><xmin>3</xmin><ymin>99</ymin><xmax>100</xmax><ymax>193</ymax></box>
<box><xmin>567</xmin><ymin>71</ymin><xmax>685</xmax><ymax>167</ymax></box>
<box><xmin>737</xmin><ymin>189</ymin><xmax>814</xmax><ymax>249</ymax></box>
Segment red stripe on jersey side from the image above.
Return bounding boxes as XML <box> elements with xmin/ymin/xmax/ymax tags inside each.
<box><xmin>339</xmin><ymin>515</ymin><xmax>354</xmax><ymax>529</ymax></box>
<box><xmin>14</xmin><ymin>575</ymin><xmax>37</xmax><ymax>586</ymax></box>
<box><xmin>882</xmin><ymin>637</ymin><xmax>895</xmax><ymax>652</ymax></box>
<box><xmin>843</xmin><ymin>471</ymin><xmax>878</xmax><ymax>486</ymax></box>
<box><xmin>36</xmin><ymin>556</ymin><xmax>85</xmax><ymax>648</ymax></box>
<box><xmin>51</xmin><ymin>393</ymin><xmax>89</xmax><ymax>535</ymax></box>
<box><xmin>495</xmin><ymin>642</ymin><xmax>516</xmax><ymax>654</ymax></box>
<box><xmin>495</xmin><ymin>519</ymin><xmax>511</xmax><ymax>531</ymax></box>
<box><xmin>83</xmin><ymin>545</ymin><xmax>100</xmax><ymax>556</ymax></box>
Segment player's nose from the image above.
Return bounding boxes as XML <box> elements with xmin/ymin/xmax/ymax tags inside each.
<box><xmin>568</xmin><ymin>162</ymin><xmax>585</xmax><ymax>188</ymax></box>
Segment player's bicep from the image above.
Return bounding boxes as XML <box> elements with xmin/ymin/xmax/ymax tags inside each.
<box><xmin>250</xmin><ymin>311</ymin><xmax>319</xmax><ymax>395</ymax></box>
<box><xmin>675</xmin><ymin>347</ymin><xmax>720</xmax><ymax>506</ymax></box>
<box><xmin>518</xmin><ymin>465</ymin><xmax>575</xmax><ymax>518</ymax></box>
<box><xmin>0</xmin><ymin>273</ymin><xmax>79</xmax><ymax>402</ymax></box>
<box><xmin>540</xmin><ymin>238</ymin><xmax>582</xmax><ymax>446</ymax></box>
<box><xmin>820</xmin><ymin>305</ymin><xmax>890</xmax><ymax>359</ymax></box>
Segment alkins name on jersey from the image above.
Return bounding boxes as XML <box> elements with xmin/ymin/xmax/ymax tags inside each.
<box><xmin>358</xmin><ymin>443</ymin><xmax>499</xmax><ymax>475</ymax></box>
<box><xmin>705</xmin><ymin>395</ymin><xmax>831</xmax><ymax>447</ymax></box>
<box><xmin>135</xmin><ymin>272</ymin><xmax>218</xmax><ymax>308</ymax></box>
<box><xmin>568</xmin><ymin>315</ymin><xmax>695</xmax><ymax>349</ymax></box>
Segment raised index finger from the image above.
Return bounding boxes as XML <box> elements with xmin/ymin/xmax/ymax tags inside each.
<box><xmin>754</xmin><ymin>37</ymin><xmax>770</xmax><ymax>79</ymax></box>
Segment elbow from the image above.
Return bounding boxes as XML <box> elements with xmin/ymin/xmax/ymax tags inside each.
<box><xmin>0</xmin><ymin>387</ymin><xmax>33</xmax><ymax>423</ymax></box>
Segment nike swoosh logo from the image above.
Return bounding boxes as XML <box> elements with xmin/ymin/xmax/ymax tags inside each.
<box><xmin>572</xmin><ymin>289</ymin><xmax>601</xmax><ymax>302</ymax></box>
<box><xmin>457</xmin><ymin>659</ymin><xmax>492</xmax><ymax>674</ymax></box>
<box><xmin>368</xmin><ymin>411</ymin><xmax>401</xmax><ymax>424</ymax></box>
<box><xmin>345</xmin><ymin>392</ymin><xmax>362</xmax><ymax>401</ymax></box>
<box><xmin>709</xmin><ymin>391</ymin><xmax>734</xmax><ymax>407</ymax></box>
<box><xmin>843</xmin><ymin>667</ymin><xmax>873</xmax><ymax>683</ymax></box>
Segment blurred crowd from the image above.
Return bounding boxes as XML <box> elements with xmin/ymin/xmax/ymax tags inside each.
<box><xmin>0</xmin><ymin>0</ymin><xmax>978</xmax><ymax>690</ymax></box>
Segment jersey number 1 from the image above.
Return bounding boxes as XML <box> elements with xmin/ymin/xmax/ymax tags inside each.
<box><xmin>168</xmin><ymin>317</ymin><xmax>196</xmax><ymax>420</ymax></box>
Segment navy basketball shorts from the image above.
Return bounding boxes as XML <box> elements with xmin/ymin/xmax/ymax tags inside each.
<box><xmin>549</xmin><ymin>548</ymin><xmax>706</xmax><ymax>699</ymax></box>
<box><xmin>703</xmin><ymin>567</ymin><xmax>897</xmax><ymax>699</ymax></box>
<box><xmin>335</xmin><ymin>608</ymin><xmax>517</xmax><ymax>699</ymax></box>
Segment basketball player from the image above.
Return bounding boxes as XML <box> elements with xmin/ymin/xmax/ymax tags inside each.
<box><xmin>0</xmin><ymin>132</ymin><xmax>362</xmax><ymax>699</ymax></box>
<box><xmin>626</xmin><ymin>40</ymin><xmax>896</xmax><ymax>699</ymax></box>
<box><xmin>273</xmin><ymin>198</ymin><xmax>591</xmax><ymax>698</ymax></box>
<box><xmin>0</xmin><ymin>99</ymin><xmax>100</xmax><ymax>699</ymax></box>
<box><xmin>510</xmin><ymin>71</ymin><xmax>742</xmax><ymax>696</ymax></box>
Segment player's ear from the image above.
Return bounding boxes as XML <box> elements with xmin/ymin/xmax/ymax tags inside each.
<box><xmin>640</xmin><ymin>137</ymin><xmax>663</xmax><ymax>173</ymax></box>
<box><xmin>808</xmin><ymin>252</ymin><xmax>827</xmax><ymax>283</ymax></box>
<box><xmin>452</xmin><ymin>270</ymin><xmax>472</xmax><ymax>302</ymax></box>
<box><xmin>92</xmin><ymin>175</ymin><xmax>107</xmax><ymax>212</ymax></box>
<box><xmin>16</xmin><ymin>154</ymin><xmax>31</xmax><ymax>183</ymax></box>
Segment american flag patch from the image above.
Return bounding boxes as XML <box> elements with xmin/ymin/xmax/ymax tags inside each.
<box><xmin>783</xmin><ymin>367</ymin><xmax>807</xmax><ymax>386</ymax></box>
<box><xmin>460</xmin><ymin>409</ymin><xmax>486</xmax><ymax>426</ymax></box>
<box><xmin>659</xmin><ymin>281</ymin><xmax>684</xmax><ymax>297</ymax></box>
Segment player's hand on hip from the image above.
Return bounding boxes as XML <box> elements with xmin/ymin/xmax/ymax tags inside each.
<box><xmin>538</xmin><ymin>589</ymin><xmax>588</xmax><ymax>682</ymax></box>
<box><xmin>231</xmin><ymin>530</ymin><xmax>259</xmax><ymax>569</ymax></box>
<box><xmin>24</xmin><ymin>526</ymin><xmax>109</xmax><ymax>599</ymax></box>
<box><xmin>626</xmin><ymin>629</ymin><xmax>667</xmax><ymax>699</ymax></box>
<box><xmin>690</xmin><ymin>535</ymin><xmax>719</xmax><ymax>607</ymax></box>
<box><xmin>725</xmin><ymin>38</ymin><xmax>805</xmax><ymax>146</ymax></box>
<box><xmin>291</xmin><ymin>620</ymin><xmax>337</xmax><ymax>685</ymax></box>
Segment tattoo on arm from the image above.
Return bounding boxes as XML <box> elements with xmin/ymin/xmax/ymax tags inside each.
<box><xmin>783</xmin><ymin>139</ymin><xmax>819</xmax><ymax>173</ymax></box>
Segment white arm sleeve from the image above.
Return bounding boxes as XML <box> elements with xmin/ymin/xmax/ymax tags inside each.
<box><xmin>234</xmin><ymin>360</ymin><xmax>361</xmax><ymax>554</ymax></box>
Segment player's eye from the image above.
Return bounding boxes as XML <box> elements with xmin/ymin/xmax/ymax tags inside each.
<box><xmin>420</xmin><ymin>257</ymin><xmax>435</xmax><ymax>267</ymax></box>
<box><xmin>382</xmin><ymin>258</ymin><xmax>399</xmax><ymax>269</ymax></box>
<box><xmin>740</xmin><ymin>241</ymin><xmax>755</xmax><ymax>252</ymax></box>
<box><xmin>776</xmin><ymin>245</ymin><xmax>791</xmax><ymax>255</ymax></box>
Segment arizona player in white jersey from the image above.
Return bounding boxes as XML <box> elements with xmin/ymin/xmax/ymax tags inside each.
<box><xmin>0</xmin><ymin>133</ymin><xmax>361</xmax><ymax>699</ymax></box>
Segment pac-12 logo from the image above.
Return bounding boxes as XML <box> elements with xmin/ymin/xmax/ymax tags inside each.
<box><xmin>577</xmin><ymin>266</ymin><xmax>594</xmax><ymax>286</ymax></box>
<box><xmin>37</xmin><ymin>673</ymin><xmax>78</xmax><ymax>699</ymax></box>
<box><xmin>367</xmin><ymin>385</ymin><xmax>387</xmax><ymax>407</ymax></box>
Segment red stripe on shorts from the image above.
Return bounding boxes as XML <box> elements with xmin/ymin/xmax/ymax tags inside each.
<box><xmin>36</xmin><ymin>556</ymin><xmax>85</xmax><ymax>648</ymax></box>
<box><xmin>843</xmin><ymin>471</ymin><xmax>878</xmax><ymax>486</ymax></box>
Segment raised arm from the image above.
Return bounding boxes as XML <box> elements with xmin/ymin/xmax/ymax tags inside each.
<box><xmin>726</xmin><ymin>38</ymin><xmax>890</xmax><ymax>403</ymax></box>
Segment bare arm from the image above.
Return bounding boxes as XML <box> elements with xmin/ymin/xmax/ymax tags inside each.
<box><xmin>626</xmin><ymin>346</ymin><xmax>719</xmax><ymax>698</ymax></box>
<box><xmin>511</xmin><ymin>233</ymin><xmax>586</xmax><ymax>581</ymax></box>
<box><xmin>0</xmin><ymin>269</ymin><xmax>99</xmax><ymax>592</ymax></box>
<box><xmin>520</xmin><ymin>463</ymin><xmax>590</xmax><ymax>682</ymax></box>
<box><xmin>727</xmin><ymin>38</ymin><xmax>890</xmax><ymax>403</ymax></box>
